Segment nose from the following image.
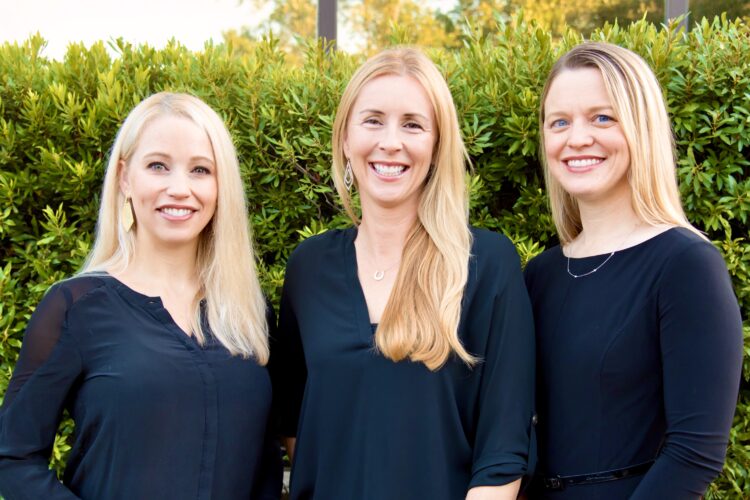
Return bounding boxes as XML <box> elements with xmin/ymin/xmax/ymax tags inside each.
<box><xmin>567</xmin><ymin>123</ymin><xmax>594</xmax><ymax>148</ymax></box>
<box><xmin>378</xmin><ymin>122</ymin><xmax>403</xmax><ymax>153</ymax></box>
<box><xmin>166</xmin><ymin>170</ymin><xmax>191</xmax><ymax>198</ymax></box>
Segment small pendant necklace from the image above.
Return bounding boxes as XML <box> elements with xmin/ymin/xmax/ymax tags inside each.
<box><xmin>359</xmin><ymin>238</ymin><xmax>401</xmax><ymax>281</ymax></box>
<box><xmin>566</xmin><ymin>223</ymin><xmax>641</xmax><ymax>279</ymax></box>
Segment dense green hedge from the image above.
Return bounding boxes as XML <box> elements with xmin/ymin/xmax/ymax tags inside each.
<box><xmin>0</xmin><ymin>15</ymin><xmax>748</xmax><ymax>497</ymax></box>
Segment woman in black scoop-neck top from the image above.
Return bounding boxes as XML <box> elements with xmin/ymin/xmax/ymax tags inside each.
<box><xmin>525</xmin><ymin>42</ymin><xmax>743</xmax><ymax>499</ymax></box>
<box><xmin>272</xmin><ymin>48</ymin><xmax>536</xmax><ymax>500</ymax></box>
<box><xmin>0</xmin><ymin>92</ymin><xmax>281</xmax><ymax>499</ymax></box>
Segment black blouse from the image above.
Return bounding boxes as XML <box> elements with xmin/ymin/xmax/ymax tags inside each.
<box><xmin>272</xmin><ymin>227</ymin><xmax>536</xmax><ymax>500</ymax></box>
<box><xmin>0</xmin><ymin>274</ymin><xmax>282</xmax><ymax>500</ymax></box>
<box><xmin>524</xmin><ymin>228</ymin><xmax>743</xmax><ymax>499</ymax></box>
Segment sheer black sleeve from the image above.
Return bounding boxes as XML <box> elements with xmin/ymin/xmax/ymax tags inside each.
<box><xmin>270</xmin><ymin>250</ymin><xmax>308</xmax><ymax>439</ymax></box>
<box><xmin>0</xmin><ymin>279</ymin><xmax>96</xmax><ymax>499</ymax></box>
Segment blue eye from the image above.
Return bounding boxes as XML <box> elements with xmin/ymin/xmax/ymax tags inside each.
<box><xmin>193</xmin><ymin>166</ymin><xmax>211</xmax><ymax>175</ymax></box>
<box><xmin>595</xmin><ymin>114</ymin><xmax>614</xmax><ymax>123</ymax></box>
<box><xmin>550</xmin><ymin>118</ymin><xmax>569</xmax><ymax>128</ymax></box>
<box><xmin>148</xmin><ymin>162</ymin><xmax>166</xmax><ymax>171</ymax></box>
<box><xmin>404</xmin><ymin>121</ymin><xmax>424</xmax><ymax>130</ymax></box>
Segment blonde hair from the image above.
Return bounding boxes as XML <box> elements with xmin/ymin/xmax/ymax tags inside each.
<box><xmin>332</xmin><ymin>47</ymin><xmax>475</xmax><ymax>371</ymax></box>
<box><xmin>538</xmin><ymin>41</ymin><xmax>701</xmax><ymax>244</ymax></box>
<box><xmin>83</xmin><ymin>92</ymin><xmax>270</xmax><ymax>363</ymax></box>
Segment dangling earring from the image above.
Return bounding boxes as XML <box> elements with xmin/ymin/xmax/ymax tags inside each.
<box><xmin>121</xmin><ymin>197</ymin><xmax>135</xmax><ymax>232</ymax></box>
<box><xmin>344</xmin><ymin>159</ymin><xmax>354</xmax><ymax>191</ymax></box>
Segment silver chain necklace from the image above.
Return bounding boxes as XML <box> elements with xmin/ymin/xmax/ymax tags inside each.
<box><xmin>566</xmin><ymin>224</ymin><xmax>640</xmax><ymax>279</ymax></box>
<box><xmin>358</xmin><ymin>239</ymin><xmax>401</xmax><ymax>281</ymax></box>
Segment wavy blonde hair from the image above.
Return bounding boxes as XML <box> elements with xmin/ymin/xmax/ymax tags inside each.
<box><xmin>539</xmin><ymin>42</ymin><xmax>701</xmax><ymax>244</ymax></box>
<box><xmin>332</xmin><ymin>48</ymin><xmax>475</xmax><ymax>371</ymax></box>
<box><xmin>83</xmin><ymin>92</ymin><xmax>270</xmax><ymax>363</ymax></box>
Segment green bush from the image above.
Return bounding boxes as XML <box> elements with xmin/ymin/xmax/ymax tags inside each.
<box><xmin>0</xmin><ymin>16</ymin><xmax>748</xmax><ymax>498</ymax></box>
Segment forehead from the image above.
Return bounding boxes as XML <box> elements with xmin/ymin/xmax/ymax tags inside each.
<box><xmin>352</xmin><ymin>74</ymin><xmax>434</xmax><ymax>118</ymax></box>
<box><xmin>134</xmin><ymin>114</ymin><xmax>212</xmax><ymax>152</ymax></box>
<box><xmin>544</xmin><ymin>67</ymin><xmax>613</xmax><ymax>112</ymax></box>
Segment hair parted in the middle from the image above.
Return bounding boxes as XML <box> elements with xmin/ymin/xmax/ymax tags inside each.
<box><xmin>332</xmin><ymin>47</ymin><xmax>476</xmax><ymax>371</ymax></box>
<box><xmin>83</xmin><ymin>92</ymin><xmax>270</xmax><ymax>364</ymax></box>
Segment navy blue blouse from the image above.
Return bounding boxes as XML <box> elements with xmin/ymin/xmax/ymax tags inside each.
<box><xmin>272</xmin><ymin>227</ymin><xmax>536</xmax><ymax>500</ymax></box>
<box><xmin>0</xmin><ymin>274</ymin><xmax>282</xmax><ymax>499</ymax></box>
<box><xmin>524</xmin><ymin>228</ymin><xmax>743</xmax><ymax>499</ymax></box>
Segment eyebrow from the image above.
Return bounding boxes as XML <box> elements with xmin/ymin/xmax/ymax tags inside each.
<box><xmin>546</xmin><ymin>105</ymin><xmax>616</xmax><ymax>117</ymax></box>
<box><xmin>142</xmin><ymin>152</ymin><xmax>215</xmax><ymax>165</ymax></box>
<box><xmin>357</xmin><ymin>109</ymin><xmax>431</xmax><ymax>121</ymax></box>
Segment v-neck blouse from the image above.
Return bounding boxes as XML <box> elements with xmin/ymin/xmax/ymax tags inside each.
<box><xmin>273</xmin><ymin>227</ymin><xmax>536</xmax><ymax>500</ymax></box>
<box><xmin>0</xmin><ymin>274</ymin><xmax>282</xmax><ymax>499</ymax></box>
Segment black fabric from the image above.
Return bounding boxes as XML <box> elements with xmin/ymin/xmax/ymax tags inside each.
<box><xmin>0</xmin><ymin>274</ymin><xmax>282</xmax><ymax>500</ymax></box>
<box><xmin>272</xmin><ymin>227</ymin><xmax>536</xmax><ymax>500</ymax></box>
<box><xmin>524</xmin><ymin>228</ymin><xmax>743</xmax><ymax>499</ymax></box>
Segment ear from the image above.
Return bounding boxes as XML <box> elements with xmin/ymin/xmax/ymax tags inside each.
<box><xmin>118</xmin><ymin>160</ymin><xmax>130</xmax><ymax>197</ymax></box>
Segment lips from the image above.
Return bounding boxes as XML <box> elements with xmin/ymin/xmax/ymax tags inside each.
<box><xmin>158</xmin><ymin>206</ymin><xmax>196</xmax><ymax>218</ymax></box>
<box><xmin>564</xmin><ymin>157</ymin><xmax>604</xmax><ymax>169</ymax></box>
<box><xmin>370</xmin><ymin>162</ymin><xmax>408</xmax><ymax>177</ymax></box>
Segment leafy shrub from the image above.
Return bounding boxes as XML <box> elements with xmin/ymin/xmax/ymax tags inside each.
<box><xmin>0</xmin><ymin>16</ymin><xmax>747</xmax><ymax>497</ymax></box>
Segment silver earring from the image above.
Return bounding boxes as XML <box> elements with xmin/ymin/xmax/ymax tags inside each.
<box><xmin>344</xmin><ymin>159</ymin><xmax>354</xmax><ymax>191</ymax></box>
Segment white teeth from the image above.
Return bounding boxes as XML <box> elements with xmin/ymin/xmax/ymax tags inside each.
<box><xmin>566</xmin><ymin>158</ymin><xmax>603</xmax><ymax>168</ymax></box>
<box><xmin>372</xmin><ymin>163</ymin><xmax>406</xmax><ymax>176</ymax></box>
<box><xmin>161</xmin><ymin>207</ymin><xmax>192</xmax><ymax>216</ymax></box>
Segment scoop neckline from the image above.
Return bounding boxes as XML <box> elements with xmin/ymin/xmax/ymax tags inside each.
<box><xmin>563</xmin><ymin>226</ymin><xmax>680</xmax><ymax>261</ymax></box>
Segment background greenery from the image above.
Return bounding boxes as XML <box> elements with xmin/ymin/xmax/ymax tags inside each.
<box><xmin>0</xmin><ymin>14</ymin><xmax>748</xmax><ymax>498</ymax></box>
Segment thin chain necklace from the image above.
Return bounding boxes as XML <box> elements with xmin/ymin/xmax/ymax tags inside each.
<box><xmin>566</xmin><ymin>223</ymin><xmax>640</xmax><ymax>279</ymax></box>
<box><xmin>358</xmin><ymin>239</ymin><xmax>401</xmax><ymax>281</ymax></box>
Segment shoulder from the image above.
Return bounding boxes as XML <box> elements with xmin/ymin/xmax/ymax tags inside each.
<box><xmin>657</xmin><ymin>227</ymin><xmax>729</xmax><ymax>278</ymax></box>
<box><xmin>524</xmin><ymin>242</ymin><xmax>562</xmax><ymax>276</ymax></box>
<box><xmin>470</xmin><ymin>226</ymin><xmax>517</xmax><ymax>258</ymax></box>
<box><xmin>288</xmin><ymin>228</ymin><xmax>352</xmax><ymax>263</ymax></box>
<box><xmin>284</xmin><ymin>228</ymin><xmax>354</xmax><ymax>286</ymax></box>
<box><xmin>40</xmin><ymin>274</ymin><xmax>110</xmax><ymax>310</ymax></box>
<box><xmin>468</xmin><ymin>227</ymin><xmax>524</xmax><ymax>289</ymax></box>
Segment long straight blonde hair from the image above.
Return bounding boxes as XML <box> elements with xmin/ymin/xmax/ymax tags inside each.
<box><xmin>538</xmin><ymin>42</ymin><xmax>702</xmax><ymax>244</ymax></box>
<box><xmin>83</xmin><ymin>92</ymin><xmax>270</xmax><ymax>363</ymax></box>
<box><xmin>332</xmin><ymin>48</ymin><xmax>475</xmax><ymax>371</ymax></box>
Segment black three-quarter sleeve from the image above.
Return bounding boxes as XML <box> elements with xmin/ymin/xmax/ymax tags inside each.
<box><xmin>271</xmin><ymin>250</ymin><xmax>308</xmax><ymax>438</ymax></box>
<box><xmin>631</xmin><ymin>241</ymin><xmax>743</xmax><ymax>498</ymax></box>
<box><xmin>469</xmin><ymin>234</ymin><xmax>536</xmax><ymax>489</ymax></box>
<box><xmin>0</xmin><ymin>283</ymin><xmax>83</xmax><ymax>499</ymax></box>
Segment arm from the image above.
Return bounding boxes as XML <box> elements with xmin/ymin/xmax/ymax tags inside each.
<box><xmin>469</xmin><ymin>237</ymin><xmax>536</xmax><ymax>494</ymax></box>
<box><xmin>630</xmin><ymin>242</ymin><xmax>743</xmax><ymax>499</ymax></box>
<box><xmin>467</xmin><ymin>479</ymin><xmax>521</xmax><ymax>500</ymax></box>
<box><xmin>268</xmin><ymin>260</ymin><xmax>307</xmax><ymax>465</ymax></box>
<box><xmin>0</xmin><ymin>283</ymin><xmax>83</xmax><ymax>500</ymax></box>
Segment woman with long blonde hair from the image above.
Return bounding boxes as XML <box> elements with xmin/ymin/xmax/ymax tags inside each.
<box><xmin>525</xmin><ymin>42</ymin><xmax>743</xmax><ymax>498</ymax></box>
<box><xmin>274</xmin><ymin>48</ymin><xmax>536</xmax><ymax>499</ymax></box>
<box><xmin>0</xmin><ymin>92</ymin><xmax>281</xmax><ymax>499</ymax></box>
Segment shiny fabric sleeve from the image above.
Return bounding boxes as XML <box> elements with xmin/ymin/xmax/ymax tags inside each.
<box><xmin>271</xmin><ymin>251</ymin><xmax>308</xmax><ymax>438</ymax></box>
<box><xmin>0</xmin><ymin>283</ymin><xmax>82</xmax><ymax>500</ymax></box>
<box><xmin>469</xmin><ymin>236</ymin><xmax>537</xmax><ymax>488</ymax></box>
<box><xmin>630</xmin><ymin>241</ymin><xmax>743</xmax><ymax>499</ymax></box>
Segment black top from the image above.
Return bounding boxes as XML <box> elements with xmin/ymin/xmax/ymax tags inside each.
<box><xmin>272</xmin><ymin>227</ymin><xmax>536</xmax><ymax>500</ymax></box>
<box><xmin>524</xmin><ymin>228</ymin><xmax>743</xmax><ymax>499</ymax></box>
<box><xmin>0</xmin><ymin>274</ymin><xmax>282</xmax><ymax>500</ymax></box>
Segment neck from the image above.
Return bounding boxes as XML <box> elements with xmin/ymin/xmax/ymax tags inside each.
<box><xmin>573</xmin><ymin>190</ymin><xmax>641</xmax><ymax>254</ymax></box>
<box><xmin>116</xmin><ymin>237</ymin><xmax>201</xmax><ymax>295</ymax></box>
<box><xmin>357</xmin><ymin>204</ymin><xmax>417</xmax><ymax>260</ymax></box>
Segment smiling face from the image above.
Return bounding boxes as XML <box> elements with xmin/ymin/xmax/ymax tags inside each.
<box><xmin>119</xmin><ymin>114</ymin><xmax>218</xmax><ymax>252</ymax></box>
<box><xmin>543</xmin><ymin>67</ymin><xmax>631</xmax><ymax>204</ymax></box>
<box><xmin>343</xmin><ymin>74</ymin><xmax>436</xmax><ymax>213</ymax></box>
